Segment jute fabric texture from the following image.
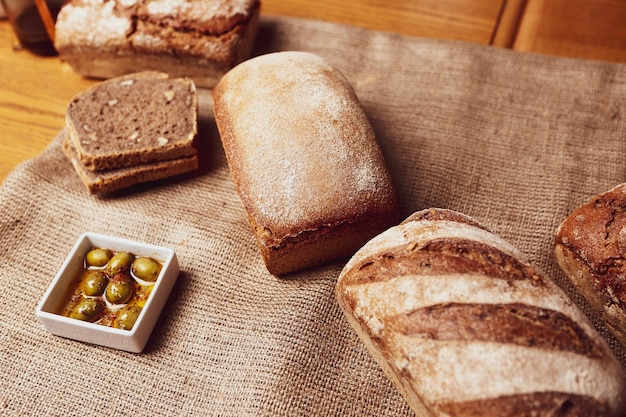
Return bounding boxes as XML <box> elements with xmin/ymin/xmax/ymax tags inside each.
<box><xmin>2</xmin><ymin>15</ymin><xmax>626</xmax><ymax>416</ymax></box>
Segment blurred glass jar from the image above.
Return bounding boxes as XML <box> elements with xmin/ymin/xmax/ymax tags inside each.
<box><xmin>0</xmin><ymin>0</ymin><xmax>64</xmax><ymax>56</ymax></box>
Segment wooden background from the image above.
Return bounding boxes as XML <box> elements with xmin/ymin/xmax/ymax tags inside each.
<box><xmin>2</xmin><ymin>0</ymin><xmax>626</xmax><ymax>182</ymax></box>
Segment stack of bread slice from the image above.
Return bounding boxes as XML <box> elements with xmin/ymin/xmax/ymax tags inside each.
<box><xmin>62</xmin><ymin>71</ymin><xmax>199</xmax><ymax>194</ymax></box>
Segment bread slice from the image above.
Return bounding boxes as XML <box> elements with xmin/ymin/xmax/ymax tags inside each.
<box><xmin>555</xmin><ymin>183</ymin><xmax>626</xmax><ymax>347</ymax></box>
<box><xmin>337</xmin><ymin>208</ymin><xmax>626</xmax><ymax>416</ymax></box>
<box><xmin>54</xmin><ymin>0</ymin><xmax>260</xmax><ymax>88</ymax></box>
<box><xmin>62</xmin><ymin>133</ymin><xmax>198</xmax><ymax>194</ymax></box>
<box><xmin>65</xmin><ymin>71</ymin><xmax>198</xmax><ymax>172</ymax></box>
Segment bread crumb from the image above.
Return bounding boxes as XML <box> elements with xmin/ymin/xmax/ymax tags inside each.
<box><xmin>164</xmin><ymin>90</ymin><xmax>175</xmax><ymax>102</ymax></box>
<box><xmin>157</xmin><ymin>137</ymin><xmax>169</xmax><ymax>146</ymax></box>
<box><xmin>120</xmin><ymin>79</ymin><xmax>134</xmax><ymax>86</ymax></box>
<box><xmin>129</xmin><ymin>131</ymin><xmax>139</xmax><ymax>141</ymax></box>
<box><xmin>108</xmin><ymin>99</ymin><xmax>119</xmax><ymax>106</ymax></box>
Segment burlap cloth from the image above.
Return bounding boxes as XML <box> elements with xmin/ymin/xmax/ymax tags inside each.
<box><xmin>2</xmin><ymin>15</ymin><xmax>626</xmax><ymax>416</ymax></box>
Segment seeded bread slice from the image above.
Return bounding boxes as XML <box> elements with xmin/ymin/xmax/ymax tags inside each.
<box><xmin>63</xmin><ymin>132</ymin><xmax>198</xmax><ymax>194</ymax></box>
<box><xmin>66</xmin><ymin>71</ymin><xmax>198</xmax><ymax>172</ymax></box>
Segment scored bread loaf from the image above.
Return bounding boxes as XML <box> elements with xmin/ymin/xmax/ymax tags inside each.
<box><xmin>555</xmin><ymin>183</ymin><xmax>626</xmax><ymax>347</ymax></box>
<box><xmin>54</xmin><ymin>0</ymin><xmax>260</xmax><ymax>88</ymax></box>
<box><xmin>336</xmin><ymin>208</ymin><xmax>626</xmax><ymax>416</ymax></box>
<box><xmin>212</xmin><ymin>51</ymin><xmax>399</xmax><ymax>275</ymax></box>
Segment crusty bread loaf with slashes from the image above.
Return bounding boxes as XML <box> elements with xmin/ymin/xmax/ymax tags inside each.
<box><xmin>212</xmin><ymin>51</ymin><xmax>399</xmax><ymax>275</ymax></box>
<box><xmin>555</xmin><ymin>183</ymin><xmax>626</xmax><ymax>347</ymax></box>
<box><xmin>54</xmin><ymin>0</ymin><xmax>260</xmax><ymax>88</ymax></box>
<box><xmin>336</xmin><ymin>208</ymin><xmax>626</xmax><ymax>416</ymax></box>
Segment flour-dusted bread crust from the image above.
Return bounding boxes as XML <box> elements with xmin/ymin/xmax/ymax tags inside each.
<box><xmin>54</xmin><ymin>0</ymin><xmax>260</xmax><ymax>88</ymax></box>
<box><xmin>65</xmin><ymin>71</ymin><xmax>198</xmax><ymax>172</ymax></box>
<box><xmin>336</xmin><ymin>208</ymin><xmax>626</xmax><ymax>416</ymax></box>
<box><xmin>212</xmin><ymin>51</ymin><xmax>399</xmax><ymax>275</ymax></box>
<box><xmin>555</xmin><ymin>183</ymin><xmax>626</xmax><ymax>347</ymax></box>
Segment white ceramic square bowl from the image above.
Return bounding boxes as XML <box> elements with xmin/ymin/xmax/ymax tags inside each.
<box><xmin>36</xmin><ymin>232</ymin><xmax>179</xmax><ymax>353</ymax></box>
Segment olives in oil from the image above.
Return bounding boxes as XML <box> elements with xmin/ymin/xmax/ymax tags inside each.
<box><xmin>132</xmin><ymin>257</ymin><xmax>162</xmax><ymax>282</ymax></box>
<box><xmin>114</xmin><ymin>305</ymin><xmax>143</xmax><ymax>330</ymax></box>
<box><xmin>69</xmin><ymin>297</ymin><xmax>105</xmax><ymax>322</ymax></box>
<box><xmin>81</xmin><ymin>270</ymin><xmax>108</xmax><ymax>297</ymax></box>
<box><xmin>61</xmin><ymin>247</ymin><xmax>162</xmax><ymax>330</ymax></box>
<box><xmin>105</xmin><ymin>273</ymin><xmax>135</xmax><ymax>305</ymax></box>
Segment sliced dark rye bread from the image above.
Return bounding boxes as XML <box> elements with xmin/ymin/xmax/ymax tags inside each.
<box><xmin>63</xmin><ymin>132</ymin><xmax>198</xmax><ymax>194</ymax></box>
<box><xmin>65</xmin><ymin>71</ymin><xmax>198</xmax><ymax>172</ymax></box>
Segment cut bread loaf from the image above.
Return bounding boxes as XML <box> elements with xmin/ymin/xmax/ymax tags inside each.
<box><xmin>63</xmin><ymin>71</ymin><xmax>199</xmax><ymax>194</ymax></box>
<box><xmin>54</xmin><ymin>0</ymin><xmax>260</xmax><ymax>88</ymax></box>
<box><xmin>62</xmin><ymin>133</ymin><xmax>199</xmax><ymax>194</ymax></box>
<box><xmin>555</xmin><ymin>183</ymin><xmax>626</xmax><ymax>347</ymax></box>
<box><xmin>336</xmin><ymin>208</ymin><xmax>626</xmax><ymax>416</ymax></box>
<box><xmin>66</xmin><ymin>71</ymin><xmax>198</xmax><ymax>172</ymax></box>
<box><xmin>212</xmin><ymin>51</ymin><xmax>399</xmax><ymax>275</ymax></box>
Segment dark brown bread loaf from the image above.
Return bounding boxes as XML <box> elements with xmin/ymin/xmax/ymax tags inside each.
<box><xmin>62</xmin><ymin>133</ymin><xmax>198</xmax><ymax>194</ymax></box>
<box><xmin>65</xmin><ymin>71</ymin><xmax>198</xmax><ymax>172</ymax></box>
<box><xmin>336</xmin><ymin>208</ymin><xmax>626</xmax><ymax>416</ymax></box>
<box><xmin>54</xmin><ymin>0</ymin><xmax>260</xmax><ymax>88</ymax></box>
<box><xmin>555</xmin><ymin>183</ymin><xmax>626</xmax><ymax>347</ymax></box>
<box><xmin>212</xmin><ymin>51</ymin><xmax>399</xmax><ymax>275</ymax></box>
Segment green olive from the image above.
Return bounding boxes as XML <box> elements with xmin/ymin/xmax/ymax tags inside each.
<box><xmin>106</xmin><ymin>252</ymin><xmax>134</xmax><ymax>276</ymax></box>
<box><xmin>131</xmin><ymin>257</ymin><xmax>161</xmax><ymax>282</ymax></box>
<box><xmin>85</xmin><ymin>248</ymin><xmax>113</xmax><ymax>267</ymax></box>
<box><xmin>114</xmin><ymin>305</ymin><xmax>142</xmax><ymax>330</ymax></box>
<box><xmin>69</xmin><ymin>297</ymin><xmax>104</xmax><ymax>322</ymax></box>
<box><xmin>81</xmin><ymin>270</ymin><xmax>108</xmax><ymax>296</ymax></box>
<box><xmin>105</xmin><ymin>273</ymin><xmax>134</xmax><ymax>304</ymax></box>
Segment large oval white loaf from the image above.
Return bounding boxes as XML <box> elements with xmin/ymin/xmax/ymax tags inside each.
<box><xmin>336</xmin><ymin>208</ymin><xmax>626</xmax><ymax>416</ymax></box>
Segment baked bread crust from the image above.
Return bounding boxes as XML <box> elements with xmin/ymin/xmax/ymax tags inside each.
<box><xmin>212</xmin><ymin>51</ymin><xmax>399</xmax><ymax>275</ymax></box>
<box><xmin>63</xmin><ymin>71</ymin><xmax>199</xmax><ymax>194</ymax></box>
<box><xmin>62</xmin><ymin>133</ymin><xmax>199</xmax><ymax>194</ymax></box>
<box><xmin>65</xmin><ymin>71</ymin><xmax>198</xmax><ymax>172</ymax></box>
<box><xmin>54</xmin><ymin>0</ymin><xmax>260</xmax><ymax>88</ymax></box>
<box><xmin>555</xmin><ymin>183</ymin><xmax>626</xmax><ymax>347</ymax></box>
<box><xmin>336</xmin><ymin>208</ymin><xmax>626</xmax><ymax>416</ymax></box>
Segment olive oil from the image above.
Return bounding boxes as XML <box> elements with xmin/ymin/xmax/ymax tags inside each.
<box><xmin>59</xmin><ymin>247</ymin><xmax>161</xmax><ymax>331</ymax></box>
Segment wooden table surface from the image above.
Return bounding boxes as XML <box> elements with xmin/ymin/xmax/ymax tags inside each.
<box><xmin>2</xmin><ymin>0</ymin><xmax>626</xmax><ymax>183</ymax></box>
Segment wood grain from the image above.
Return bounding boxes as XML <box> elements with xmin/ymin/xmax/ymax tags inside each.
<box><xmin>0</xmin><ymin>23</ymin><xmax>95</xmax><ymax>181</ymax></box>
<box><xmin>513</xmin><ymin>0</ymin><xmax>626</xmax><ymax>63</ymax></box>
<box><xmin>261</xmin><ymin>0</ymin><xmax>503</xmax><ymax>43</ymax></box>
<box><xmin>490</xmin><ymin>0</ymin><xmax>527</xmax><ymax>48</ymax></box>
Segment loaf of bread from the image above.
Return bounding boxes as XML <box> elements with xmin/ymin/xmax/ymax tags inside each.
<box><xmin>555</xmin><ymin>183</ymin><xmax>626</xmax><ymax>348</ymax></box>
<box><xmin>212</xmin><ymin>51</ymin><xmax>399</xmax><ymax>275</ymax></box>
<box><xmin>63</xmin><ymin>71</ymin><xmax>199</xmax><ymax>194</ymax></box>
<box><xmin>336</xmin><ymin>208</ymin><xmax>626</xmax><ymax>416</ymax></box>
<box><xmin>54</xmin><ymin>0</ymin><xmax>260</xmax><ymax>88</ymax></box>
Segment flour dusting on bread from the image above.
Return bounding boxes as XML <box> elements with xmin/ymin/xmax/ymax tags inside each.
<box><xmin>337</xmin><ymin>208</ymin><xmax>626</xmax><ymax>416</ymax></box>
